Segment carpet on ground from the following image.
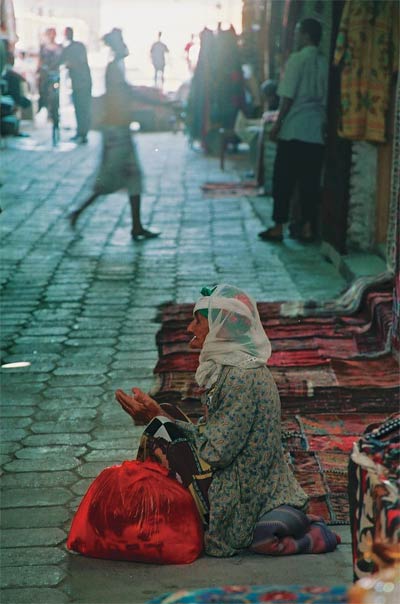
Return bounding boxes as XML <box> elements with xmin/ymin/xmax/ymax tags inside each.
<box><xmin>201</xmin><ymin>180</ymin><xmax>260</xmax><ymax>196</ymax></box>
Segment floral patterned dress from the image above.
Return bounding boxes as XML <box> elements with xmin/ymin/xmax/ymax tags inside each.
<box><xmin>175</xmin><ymin>365</ymin><xmax>308</xmax><ymax>557</ymax></box>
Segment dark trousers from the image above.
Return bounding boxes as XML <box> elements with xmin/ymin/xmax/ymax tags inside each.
<box><xmin>272</xmin><ymin>140</ymin><xmax>325</xmax><ymax>230</ymax></box>
<box><xmin>72</xmin><ymin>85</ymin><xmax>91</xmax><ymax>137</ymax></box>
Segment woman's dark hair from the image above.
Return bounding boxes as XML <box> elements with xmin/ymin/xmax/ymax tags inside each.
<box><xmin>299</xmin><ymin>18</ymin><xmax>322</xmax><ymax>45</ymax></box>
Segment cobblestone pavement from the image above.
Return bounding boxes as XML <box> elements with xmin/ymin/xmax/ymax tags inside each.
<box><xmin>0</xmin><ymin>128</ymin><xmax>353</xmax><ymax>604</ymax></box>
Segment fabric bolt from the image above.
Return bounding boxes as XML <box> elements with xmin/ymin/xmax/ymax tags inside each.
<box><xmin>333</xmin><ymin>0</ymin><xmax>399</xmax><ymax>142</ymax></box>
<box><xmin>348</xmin><ymin>416</ymin><xmax>400</xmax><ymax>580</ymax></box>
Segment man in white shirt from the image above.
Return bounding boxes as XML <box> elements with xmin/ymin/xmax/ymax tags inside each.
<box><xmin>258</xmin><ymin>18</ymin><xmax>328</xmax><ymax>243</ymax></box>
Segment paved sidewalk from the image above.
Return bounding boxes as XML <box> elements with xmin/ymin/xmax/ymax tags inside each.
<box><xmin>1</xmin><ymin>127</ymin><xmax>354</xmax><ymax>604</ymax></box>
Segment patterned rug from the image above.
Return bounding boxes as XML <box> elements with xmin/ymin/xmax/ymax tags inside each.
<box><xmin>150</xmin><ymin>283</ymin><xmax>398</xmax><ymax>525</ymax></box>
<box><xmin>201</xmin><ymin>181</ymin><xmax>260</xmax><ymax>197</ymax></box>
<box><xmin>149</xmin><ymin>585</ymin><xmax>348</xmax><ymax>603</ymax></box>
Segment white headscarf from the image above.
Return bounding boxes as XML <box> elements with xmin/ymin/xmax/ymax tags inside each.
<box><xmin>193</xmin><ymin>284</ymin><xmax>272</xmax><ymax>389</ymax></box>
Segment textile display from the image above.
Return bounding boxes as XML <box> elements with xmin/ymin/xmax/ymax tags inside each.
<box><xmin>386</xmin><ymin>69</ymin><xmax>400</xmax><ymax>276</ymax></box>
<box><xmin>387</xmin><ymin>72</ymin><xmax>400</xmax><ymax>354</ymax></box>
<box><xmin>346</xmin><ymin>142</ymin><xmax>378</xmax><ymax>251</ymax></box>
<box><xmin>148</xmin><ymin>584</ymin><xmax>348</xmax><ymax>604</ymax></box>
<box><xmin>333</xmin><ymin>0</ymin><xmax>399</xmax><ymax>143</ymax></box>
<box><xmin>186</xmin><ymin>26</ymin><xmax>245</xmax><ymax>152</ymax></box>
<box><xmin>66</xmin><ymin>459</ymin><xmax>203</xmax><ymax>564</ymax></box>
<box><xmin>348</xmin><ymin>558</ymin><xmax>400</xmax><ymax>604</ymax></box>
<box><xmin>347</xmin><ymin>415</ymin><xmax>400</xmax><ymax>580</ymax></box>
<box><xmin>152</xmin><ymin>285</ymin><xmax>398</xmax><ymax>417</ymax></box>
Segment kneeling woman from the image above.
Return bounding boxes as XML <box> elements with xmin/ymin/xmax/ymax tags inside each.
<box><xmin>116</xmin><ymin>284</ymin><xmax>339</xmax><ymax>557</ymax></box>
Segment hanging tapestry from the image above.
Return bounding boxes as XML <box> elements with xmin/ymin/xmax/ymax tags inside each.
<box><xmin>333</xmin><ymin>0</ymin><xmax>399</xmax><ymax>143</ymax></box>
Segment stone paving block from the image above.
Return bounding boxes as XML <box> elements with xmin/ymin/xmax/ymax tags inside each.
<box><xmin>68</xmin><ymin>496</ymin><xmax>87</xmax><ymax>512</ymax></box>
<box><xmin>1</xmin><ymin>470</ymin><xmax>77</xmax><ymax>489</ymax></box>
<box><xmin>0</xmin><ymin>441</ymin><xmax>21</xmax><ymax>454</ymax></box>
<box><xmin>9</xmin><ymin>341</ymin><xmax>65</xmax><ymax>354</ymax></box>
<box><xmin>52</xmin><ymin>366</ymin><xmax>111</xmax><ymax>378</ymax></box>
<box><xmin>56</xmin><ymin>356</ymin><xmax>114</xmax><ymax>369</ymax></box>
<box><xmin>34</xmin><ymin>408</ymin><xmax>97</xmax><ymax>422</ymax></box>
<box><xmin>43</xmin><ymin>386</ymin><xmax>104</xmax><ymax>400</ymax></box>
<box><xmin>1</xmin><ymin>527</ymin><xmax>66</xmax><ymax>548</ymax></box>
<box><xmin>38</xmin><ymin>397</ymin><xmax>102</xmax><ymax>411</ymax></box>
<box><xmin>76</xmin><ymin>461</ymin><xmax>123</xmax><ymax>478</ymax></box>
<box><xmin>1</xmin><ymin>546</ymin><xmax>67</xmax><ymax>566</ymax></box>
<box><xmin>1</xmin><ymin>588</ymin><xmax>69</xmax><ymax>604</ymax></box>
<box><xmin>1</xmin><ymin>565</ymin><xmax>65</xmax><ymax>588</ymax></box>
<box><xmin>1</xmin><ymin>487</ymin><xmax>72</xmax><ymax>508</ymax></box>
<box><xmin>0</xmin><ymin>406</ymin><xmax>34</xmax><ymax>418</ymax></box>
<box><xmin>1</xmin><ymin>506</ymin><xmax>70</xmax><ymax>529</ymax></box>
<box><xmin>91</xmin><ymin>425</ymin><xmax>139</xmax><ymax>440</ymax></box>
<box><xmin>80</xmin><ymin>308</ymin><xmax>127</xmax><ymax>319</ymax></box>
<box><xmin>13</xmin><ymin>335</ymin><xmax>67</xmax><ymax>345</ymax></box>
<box><xmin>30</xmin><ymin>420</ymin><xmax>95</xmax><ymax>434</ymax></box>
<box><xmin>0</xmin><ymin>417</ymin><xmax>33</xmax><ymax>429</ymax></box>
<box><xmin>0</xmin><ymin>428</ymin><xmax>28</xmax><ymax>441</ymax></box>
<box><xmin>32</xmin><ymin>309</ymin><xmax>77</xmax><ymax>322</ymax></box>
<box><xmin>4</xmin><ymin>456</ymin><xmax>81</xmax><ymax>472</ymax></box>
<box><xmin>73</xmin><ymin>317</ymin><xmax>121</xmax><ymax>329</ymax></box>
<box><xmin>46</xmin><ymin>374</ymin><xmax>108</xmax><ymax>387</ymax></box>
<box><xmin>23</xmin><ymin>433</ymin><xmax>91</xmax><ymax>446</ymax></box>
<box><xmin>88</xmin><ymin>437</ymin><xmax>139</xmax><ymax>451</ymax></box>
<box><xmin>1</xmin><ymin>371</ymin><xmax>50</xmax><ymax>384</ymax></box>
<box><xmin>15</xmin><ymin>446</ymin><xmax>87</xmax><ymax>459</ymax></box>
<box><xmin>70</xmin><ymin>477</ymin><xmax>93</xmax><ymax>495</ymax></box>
<box><xmin>84</xmin><ymin>448</ymin><xmax>133</xmax><ymax>462</ymax></box>
<box><xmin>114</xmin><ymin>350</ymin><xmax>159</xmax><ymax>362</ymax></box>
<box><xmin>65</xmin><ymin>338</ymin><xmax>117</xmax><ymax>348</ymax></box>
<box><xmin>22</xmin><ymin>326</ymin><xmax>70</xmax><ymax>337</ymax></box>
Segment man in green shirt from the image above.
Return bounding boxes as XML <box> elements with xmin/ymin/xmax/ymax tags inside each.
<box><xmin>259</xmin><ymin>18</ymin><xmax>328</xmax><ymax>243</ymax></box>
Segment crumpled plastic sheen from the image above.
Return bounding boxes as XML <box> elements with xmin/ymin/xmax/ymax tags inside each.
<box><xmin>67</xmin><ymin>459</ymin><xmax>203</xmax><ymax>564</ymax></box>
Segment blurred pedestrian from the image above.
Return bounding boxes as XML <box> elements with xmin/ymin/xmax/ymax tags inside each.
<box><xmin>37</xmin><ymin>28</ymin><xmax>62</xmax><ymax>113</ymax></box>
<box><xmin>61</xmin><ymin>27</ymin><xmax>92</xmax><ymax>144</ymax></box>
<box><xmin>184</xmin><ymin>33</ymin><xmax>196</xmax><ymax>72</ymax></box>
<box><xmin>68</xmin><ymin>28</ymin><xmax>161</xmax><ymax>240</ymax></box>
<box><xmin>2</xmin><ymin>51</ymin><xmax>32</xmax><ymax>110</ymax></box>
<box><xmin>150</xmin><ymin>31</ymin><xmax>169</xmax><ymax>88</ymax></box>
<box><xmin>258</xmin><ymin>18</ymin><xmax>327</xmax><ymax>243</ymax></box>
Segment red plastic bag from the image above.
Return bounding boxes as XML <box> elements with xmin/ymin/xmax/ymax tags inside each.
<box><xmin>67</xmin><ymin>459</ymin><xmax>203</xmax><ymax>564</ymax></box>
